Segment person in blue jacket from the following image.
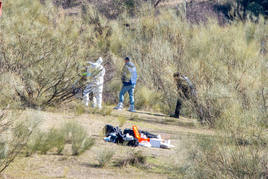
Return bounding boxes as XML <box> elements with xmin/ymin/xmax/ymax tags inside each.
<box><xmin>114</xmin><ymin>57</ymin><xmax>137</xmax><ymax>112</ymax></box>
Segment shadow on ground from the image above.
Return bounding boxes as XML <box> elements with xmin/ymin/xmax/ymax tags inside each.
<box><xmin>111</xmin><ymin>110</ymin><xmax>198</xmax><ymax>128</ymax></box>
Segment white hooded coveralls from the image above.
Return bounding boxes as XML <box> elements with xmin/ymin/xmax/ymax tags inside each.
<box><xmin>83</xmin><ymin>57</ymin><xmax>105</xmax><ymax>109</ymax></box>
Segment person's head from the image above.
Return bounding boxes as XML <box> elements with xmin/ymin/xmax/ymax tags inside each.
<box><xmin>173</xmin><ymin>72</ymin><xmax>181</xmax><ymax>80</ymax></box>
<box><xmin>124</xmin><ymin>56</ymin><xmax>130</xmax><ymax>63</ymax></box>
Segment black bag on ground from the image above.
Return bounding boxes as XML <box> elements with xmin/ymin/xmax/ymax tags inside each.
<box><xmin>104</xmin><ymin>125</ymin><xmax>139</xmax><ymax>147</ymax></box>
<box><xmin>104</xmin><ymin>124</ymin><xmax>116</xmax><ymax>137</ymax></box>
<box><xmin>104</xmin><ymin>125</ymin><xmax>158</xmax><ymax>147</ymax></box>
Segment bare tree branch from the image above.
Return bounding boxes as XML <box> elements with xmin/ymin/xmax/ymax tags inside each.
<box><xmin>154</xmin><ymin>0</ymin><xmax>162</xmax><ymax>8</ymax></box>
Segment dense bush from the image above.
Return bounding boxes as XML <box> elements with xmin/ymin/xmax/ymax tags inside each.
<box><xmin>0</xmin><ymin>1</ymin><xmax>105</xmax><ymax>108</ymax></box>
<box><xmin>0</xmin><ymin>0</ymin><xmax>267</xmax><ymax>123</ymax></box>
<box><xmin>110</xmin><ymin>7</ymin><xmax>267</xmax><ymax>122</ymax></box>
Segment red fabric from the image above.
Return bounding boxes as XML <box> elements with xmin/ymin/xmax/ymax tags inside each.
<box><xmin>0</xmin><ymin>2</ymin><xmax>2</xmax><ymax>17</ymax></box>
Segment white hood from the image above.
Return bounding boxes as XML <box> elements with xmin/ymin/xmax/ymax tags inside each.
<box><xmin>96</xmin><ymin>57</ymin><xmax>103</xmax><ymax>66</ymax></box>
<box><xmin>88</xmin><ymin>57</ymin><xmax>103</xmax><ymax>68</ymax></box>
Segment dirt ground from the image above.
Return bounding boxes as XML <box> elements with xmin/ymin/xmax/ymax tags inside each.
<box><xmin>3</xmin><ymin>108</ymin><xmax>213</xmax><ymax>179</ymax></box>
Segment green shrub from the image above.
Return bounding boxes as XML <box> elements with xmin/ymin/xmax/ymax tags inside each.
<box><xmin>96</xmin><ymin>150</ymin><xmax>115</xmax><ymax>168</ymax></box>
<box><xmin>135</xmin><ymin>86</ymin><xmax>162</xmax><ymax>110</ymax></box>
<box><xmin>183</xmin><ymin>104</ymin><xmax>268</xmax><ymax>178</ymax></box>
<box><xmin>26</xmin><ymin>129</ymin><xmax>60</xmax><ymax>155</ymax></box>
<box><xmin>62</xmin><ymin>122</ymin><xmax>95</xmax><ymax>156</ymax></box>
<box><xmin>26</xmin><ymin>121</ymin><xmax>95</xmax><ymax>156</ymax></box>
<box><xmin>38</xmin><ymin>133</ymin><xmax>53</xmax><ymax>155</ymax></box>
<box><xmin>115</xmin><ymin>150</ymin><xmax>147</xmax><ymax>168</ymax></box>
<box><xmin>47</xmin><ymin>129</ymin><xmax>65</xmax><ymax>155</ymax></box>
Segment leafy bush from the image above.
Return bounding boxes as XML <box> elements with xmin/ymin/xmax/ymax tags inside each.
<box><xmin>62</xmin><ymin>122</ymin><xmax>95</xmax><ymax>156</ymax></box>
<box><xmin>96</xmin><ymin>149</ymin><xmax>115</xmax><ymax>168</ymax></box>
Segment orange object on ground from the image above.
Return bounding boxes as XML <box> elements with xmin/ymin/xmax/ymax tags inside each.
<box><xmin>132</xmin><ymin>125</ymin><xmax>150</xmax><ymax>143</ymax></box>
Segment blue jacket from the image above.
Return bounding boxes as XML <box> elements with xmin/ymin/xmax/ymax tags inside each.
<box><xmin>121</xmin><ymin>62</ymin><xmax>137</xmax><ymax>86</ymax></box>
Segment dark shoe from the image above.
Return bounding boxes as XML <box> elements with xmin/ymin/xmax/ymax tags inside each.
<box><xmin>170</xmin><ymin>114</ymin><xmax>179</xmax><ymax>118</ymax></box>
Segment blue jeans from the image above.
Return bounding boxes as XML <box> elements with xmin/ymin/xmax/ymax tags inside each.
<box><xmin>119</xmin><ymin>85</ymin><xmax>135</xmax><ymax>105</ymax></box>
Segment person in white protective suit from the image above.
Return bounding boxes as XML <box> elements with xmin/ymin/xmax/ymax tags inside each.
<box><xmin>82</xmin><ymin>57</ymin><xmax>105</xmax><ymax>109</ymax></box>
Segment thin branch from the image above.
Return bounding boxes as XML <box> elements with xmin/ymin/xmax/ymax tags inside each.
<box><xmin>154</xmin><ymin>0</ymin><xmax>162</xmax><ymax>8</ymax></box>
<box><xmin>261</xmin><ymin>88</ymin><xmax>267</xmax><ymax>112</ymax></box>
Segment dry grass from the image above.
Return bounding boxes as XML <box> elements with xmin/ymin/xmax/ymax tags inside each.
<box><xmin>96</xmin><ymin>149</ymin><xmax>115</xmax><ymax>168</ymax></box>
<box><xmin>118</xmin><ymin>116</ymin><xmax>127</xmax><ymax>127</ymax></box>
